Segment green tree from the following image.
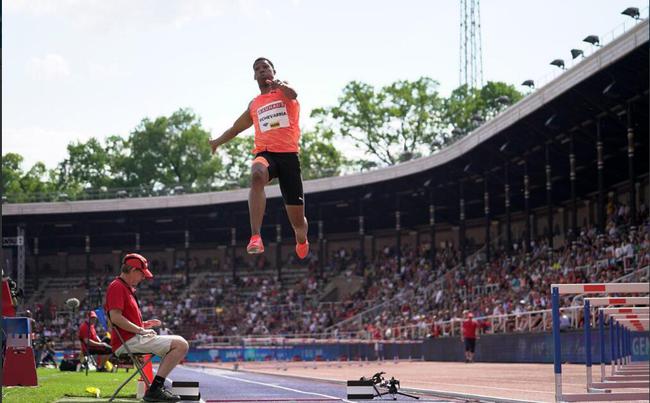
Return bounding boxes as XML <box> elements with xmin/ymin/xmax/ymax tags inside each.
<box><xmin>21</xmin><ymin>162</ymin><xmax>56</xmax><ymax>196</ymax></box>
<box><xmin>219</xmin><ymin>135</ymin><xmax>255</xmax><ymax>189</ymax></box>
<box><xmin>2</xmin><ymin>153</ymin><xmax>56</xmax><ymax>202</ymax></box>
<box><xmin>126</xmin><ymin>108</ymin><xmax>222</xmax><ymax>193</ymax></box>
<box><xmin>443</xmin><ymin>81</ymin><xmax>523</xmax><ymax>142</ymax></box>
<box><xmin>2</xmin><ymin>153</ymin><xmax>24</xmax><ymax>197</ymax></box>
<box><xmin>383</xmin><ymin>78</ymin><xmax>446</xmax><ymax>156</ymax></box>
<box><xmin>56</xmin><ymin>137</ymin><xmax>115</xmax><ymax>191</ymax></box>
<box><xmin>103</xmin><ymin>135</ymin><xmax>131</xmax><ymax>187</ymax></box>
<box><xmin>312</xmin><ymin>78</ymin><xmax>445</xmax><ymax>166</ymax></box>
<box><xmin>299</xmin><ymin>124</ymin><xmax>347</xmax><ymax>180</ymax></box>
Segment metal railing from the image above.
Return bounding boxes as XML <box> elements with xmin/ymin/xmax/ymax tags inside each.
<box><xmin>185</xmin><ymin>305</ymin><xmax>584</xmax><ymax>347</ymax></box>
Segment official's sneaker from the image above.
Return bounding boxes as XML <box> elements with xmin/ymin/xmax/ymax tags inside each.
<box><xmin>296</xmin><ymin>239</ymin><xmax>309</xmax><ymax>259</ymax></box>
<box><xmin>246</xmin><ymin>234</ymin><xmax>265</xmax><ymax>254</ymax></box>
<box><xmin>143</xmin><ymin>386</ymin><xmax>181</xmax><ymax>402</ymax></box>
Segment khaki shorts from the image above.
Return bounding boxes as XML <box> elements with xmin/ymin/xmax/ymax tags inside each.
<box><xmin>115</xmin><ymin>334</ymin><xmax>185</xmax><ymax>359</ymax></box>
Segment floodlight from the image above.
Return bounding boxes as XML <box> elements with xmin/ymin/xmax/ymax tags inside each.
<box><xmin>521</xmin><ymin>80</ymin><xmax>535</xmax><ymax>88</ymax></box>
<box><xmin>621</xmin><ymin>7</ymin><xmax>640</xmax><ymax>19</ymax></box>
<box><xmin>570</xmin><ymin>49</ymin><xmax>584</xmax><ymax>59</ymax></box>
<box><xmin>583</xmin><ymin>35</ymin><xmax>600</xmax><ymax>46</ymax></box>
<box><xmin>550</xmin><ymin>59</ymin><xmax>565</xmax><ymax>70</ymax></box>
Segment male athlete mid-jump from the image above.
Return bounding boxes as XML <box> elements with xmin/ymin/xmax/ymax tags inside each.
<box><xmin>209</xmin><ymin>57</ymin><xmax>309</xmax><ymax>259</ymax></box>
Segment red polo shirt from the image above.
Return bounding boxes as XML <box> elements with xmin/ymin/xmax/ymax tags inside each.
<box><xmin>78</xmin><ymin>321</ymin><xmax>100</xmax><ymax>353</ymax></box>
<box><xmin>462</xmin><ymin>319</ymin><xmax>479</xmax><ymax>339</ymax></box>
<box><xmin>105</xmin><ymin>277</ymin><xmax>143</xmax><ymax>351</ymax></box>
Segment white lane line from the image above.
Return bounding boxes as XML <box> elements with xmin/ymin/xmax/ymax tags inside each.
<box><xmin>184</xmin><ymin>367</ymin><xmax>352</xmax><ymax>403</ymax></box>
<box><xmin>405</xmin><ymin>379</ymin><xmax>556</xmax><ymax>394</ymax></box>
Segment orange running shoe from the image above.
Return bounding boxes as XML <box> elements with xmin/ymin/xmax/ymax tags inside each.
<box><xmin>246</xmin><ymin>234</ymin><xmax>264</xmax><ymax>254</ymax></box>
<box><xmin>296</xmin><ymin>239</ymin><xmax>309</xmax><ymax>259</ymax></box>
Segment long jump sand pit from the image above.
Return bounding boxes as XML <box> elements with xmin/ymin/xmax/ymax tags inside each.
<box><xmin>190</xmin><ymin>360</ymin><xmax>650</xmax><ymax>402</ymax></box>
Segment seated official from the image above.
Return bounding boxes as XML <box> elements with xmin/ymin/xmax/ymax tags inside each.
<box><xmin>106</xmin><ymin>253</ymin><xmax>189</xmax><ymax>402</ymax></box>
<box><xmin>78</xmin><ymin>311</ymin><xmax>112</xmax><ymax>371</ymax></box>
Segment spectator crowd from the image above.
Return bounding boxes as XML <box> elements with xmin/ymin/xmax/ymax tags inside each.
<box><xmin>22</xmin><ymin>200</ymin><xmax>650</xmax><ymax>351</ymax></box>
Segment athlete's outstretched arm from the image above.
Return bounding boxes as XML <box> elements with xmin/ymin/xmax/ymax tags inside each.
<box><xmin>209</xmin><ymin>108</ymin><xmax>253</xmax><ymax>154</ymax></box>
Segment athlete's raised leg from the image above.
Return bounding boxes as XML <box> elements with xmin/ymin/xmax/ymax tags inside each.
<box><xmin>286</xmin><ymin>204</ymin><xmax>308</xmax><ymax>258</ymax></box>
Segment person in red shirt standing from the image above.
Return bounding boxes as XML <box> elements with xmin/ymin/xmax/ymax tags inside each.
<box><xmin>430</xmin><ymin>315</ymin><xmax>442</xmax><ymax>338</ymax></box>
<box><xmin>209</xmin><ymin>58</ymin><xmax>309</xmax><ymax>260</ymax></box>
<box><xmin>105</xmin><ymin>253</ymin><xmax>189</xmax><ymax>402</ymax></box>
<box><xmin>78</xmin><ymin>311</ymin><xmax>112</xmax><ymax>370</ymax></box>
<box><xmin>461</xmin><ymin>311</ymin><xmax>479</xmax><ymax>363</ymax></box>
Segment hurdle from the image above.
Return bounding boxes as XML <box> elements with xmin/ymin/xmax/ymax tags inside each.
<box><xmin>603</xmin><ymin>312</ymin><xmax>649</xmax><ymax>374</ymax></box>
<box><xmin>551</xmin><ymin>282</ymin><xmax>649</xmax><ymax>402</ymax></box>
<box><xmin>601</xmin><ymin>306</ymin><xmax>649</xmax><ymax>369</ymax></box>
<box><xmin>587</xmin><ymin>301</ymin><xmax>649</xmax><ymax>391</ymax></box>
<box><xmin>587</xmin><ymin>314</ymin><xmax>649</xmax><ymax>391</ymax></box>
<box><xmin>586</xmin><ymin>297</ymin><xmax>649</xmax><ymax>382</ymax></box>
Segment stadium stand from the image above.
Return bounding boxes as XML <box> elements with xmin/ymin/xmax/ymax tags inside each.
<box><xmin>19</xmin><ymin>206</ymin><xmax>649</xmax><ymax>352</ymax></box>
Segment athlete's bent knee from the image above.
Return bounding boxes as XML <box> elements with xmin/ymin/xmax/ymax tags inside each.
<box><xmin>250</xmin><ymin>168</ymin><xmax>267</xmax><ymax>186</ymax></box>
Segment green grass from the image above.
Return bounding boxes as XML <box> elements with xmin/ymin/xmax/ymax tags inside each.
<box><xmin>2</xmin><ymin>367</ymin><xmax>139</xmax><ymax>403</ymax></box>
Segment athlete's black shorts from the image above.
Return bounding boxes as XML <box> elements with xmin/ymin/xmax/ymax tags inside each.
<box><xmin>253</xmin><ymin>151</ymin><xmax>304</xmax><ymax>206</ymax></box>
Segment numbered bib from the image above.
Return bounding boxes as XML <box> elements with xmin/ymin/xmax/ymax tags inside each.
<box><xmin>256</xmin><ymin>100</ymin><xmax>290</xmax><ymax>133</ymax></box>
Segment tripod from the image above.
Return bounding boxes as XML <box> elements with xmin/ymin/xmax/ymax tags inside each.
<box><xmin>372</xmin><ymin>377</ymin><xmax>420</xmax><ymax>400</ymax></box>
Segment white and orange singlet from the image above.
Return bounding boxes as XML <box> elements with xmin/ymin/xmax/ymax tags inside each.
<box><xmin>249</xmin><ymin>89</ymin><xmax>301</xmax><ymax>154</ymax></box>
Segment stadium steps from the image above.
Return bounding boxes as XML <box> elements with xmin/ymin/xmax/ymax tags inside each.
<box><xmin>185</xmin><ymin>271</ymin><xmax>209</xmax><ymax>300</ymax></box>
<box><xmin>199</xmin><ymin>267</ymin><xmax>311</xmax><ymax>290</ymax></box>
<box><xmin>21</xmin><ymin>277</ymin><xmax>43</xmax><ymax>307</ymax></box>
<box><xmin>323</xmin><ymin>241</ymin><xmax>493</xmax><ymax>333</ymax></box>
<box><xmin>23</xmin><ymin>277</ymin><xmax>51</xmax><ymax>307</ymax></box>
<box><xmin>319</xmin><ymin>274</ymin><xmax>364</xmax><ymax>302</ymax></box>
<box><xmin>136</xmin><ymin>273</ymin><xmax>185</xmax><ymax>303</ymax></box>
<box><xmin>43</xmin><ymin>276</ymin><xmax>86</xmax><ymax>307</ymax></box>
<box><xmin>22</xmin><ymin>277</ymin><xmax>36</xmax><ymax>299</ymax></box>
<box><xmin>22</xmin><ymin>276</ymin><xmax>87</xmax><ymax>310</ymax></box>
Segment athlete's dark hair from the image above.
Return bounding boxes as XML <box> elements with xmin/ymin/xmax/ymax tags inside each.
<box><xmin>253</xmin><ymin>57</ymin><xmax>275</xmax><ymax>71</ymax></box>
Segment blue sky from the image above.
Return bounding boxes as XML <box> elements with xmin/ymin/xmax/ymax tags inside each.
<box><xmin>2</xmin><ymin>0</ymin><xmax>648</xmax><ymax>170</ymax></box>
